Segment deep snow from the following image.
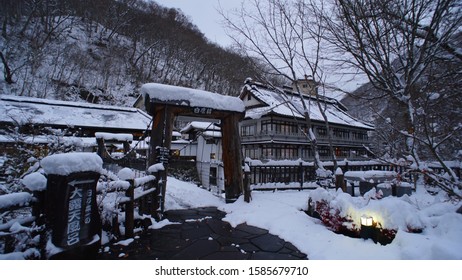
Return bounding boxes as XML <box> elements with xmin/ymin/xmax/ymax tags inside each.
<box><xmin>163</xmin><ymin>177</ymin><xmax>462</xmax><ymax>260</ymax></box>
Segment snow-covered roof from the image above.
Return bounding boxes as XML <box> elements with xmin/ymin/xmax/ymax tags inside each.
<box><xmin>172</xmin><ymin>131</ymin><xmax>182</xmax><ymax>137</ymax></box>
<box><xmin>202</xmin><ymin>130</ymin><xmax>222</xmax><ymax>138</ymax></box>
<box><xmin>0</xmin><ymin>95</ymin><xmax>152</xmax><ymax>131</ymax></box>
<box><xmin>95</xmin><ymin>132</ymin><xmax>133</xmax><ymax>142</ymax></box>
<box><xmin>141</xmin><ymin>83</ymin><xmax>245</xmax><ymax>113</ymax></box>
<box><xmin>180</xmin><ymin>121</ymin><xmax>221</xmax><ymax>133</ymax></box>
<box><xmin>0</xmin><ymin>134</ymin><xmax>97</xmax><ymax>147</ymax></box>
<box><xmin>241</xmin><ymin>82</ymin><xmax>374</xmax><ymax>130</ymax></box>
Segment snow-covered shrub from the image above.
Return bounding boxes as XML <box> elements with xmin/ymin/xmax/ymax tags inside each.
<box><xmin>307</xmin><ymin>187</ymin><xmax>441</xmax><ymax>245</ymax></box>
<box><xmin>0</xmin><ymin>126</ymin><xmax>82</xmax><ymax>194</ymax></box>
<box><xmin>0</xmin><ymin>127</ymin><xmax>89</xmax><ymax>259</ymax></box>
<box><xmin>314</xmin><ymin>200</ymin><xmax>359</xmax><ymax>238</ymax></box>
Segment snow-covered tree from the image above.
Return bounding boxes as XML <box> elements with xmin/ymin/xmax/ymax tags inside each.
<box><xmin>221</xmin><ymin>0</ymin><xmax>343</xmax><ymax>171</ymax></box>
<box><xmin>318</xmin><ymin>0</ymin><xmax>462</xmax><ymax>197</ymax></box>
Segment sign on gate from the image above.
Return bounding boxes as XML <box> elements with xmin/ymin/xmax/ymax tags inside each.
<box><xmin>156</xmin><ymin>146</ymin><xmax>170</xmax><ymax>164</ymax></box>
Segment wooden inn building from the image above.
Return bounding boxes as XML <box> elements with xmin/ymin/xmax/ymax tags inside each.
<box><xmin>239</xmin><ymin>79</ymin><xmax>374</xmax><ymax>162</ymax></box>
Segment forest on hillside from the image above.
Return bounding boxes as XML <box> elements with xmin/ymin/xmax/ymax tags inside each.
<box><xmin>0</xmin><ymin>0</ymin><xmax>271</xmax><ymax>105</ymax></box>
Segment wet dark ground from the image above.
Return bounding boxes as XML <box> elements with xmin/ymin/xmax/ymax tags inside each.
<box><xmin>100</xmin><ymin>207</ymin><xmax>308</xmax><ymax>260</ymax></box>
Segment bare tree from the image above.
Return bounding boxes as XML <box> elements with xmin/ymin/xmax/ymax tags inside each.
<box><xmin>0</xmin><ymin>51</ymin><xmax>14</xmax><ymax>84</ymax></box>
<box><xmin>319</xmin><ymin>0</ymin><xmax>461</xmax><ymax>196</ymax></box>
<box><xmin>221</xmin><ymin>0</ymin><xmax>343</xmax><ymax>171</ymax></box>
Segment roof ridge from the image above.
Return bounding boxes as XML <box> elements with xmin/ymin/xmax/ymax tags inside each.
<box><xmin>0</xmin><ymin>94</ymin><xmax>138</xmax><ymax>113</ymax></box>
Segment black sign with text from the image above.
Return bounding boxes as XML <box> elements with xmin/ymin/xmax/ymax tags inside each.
<box><xmin>45</xmin><ymin>172</ymin><xmax>100</xmax><ymax>249</ymax></box>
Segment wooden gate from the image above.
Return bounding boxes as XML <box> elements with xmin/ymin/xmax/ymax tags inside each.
<box><xmin>139</xmin><ymin>83</ymin><xmax>249</xmax><ymax>214</ymax></box>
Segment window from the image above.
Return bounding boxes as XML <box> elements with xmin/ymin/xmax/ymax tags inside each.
<box><xmin>241</xmin><ymin>124</ymin><xmax>256</xmax><ymax>136</ymax></box>
<box><xmin>206</xmin><ymin>138</ymin><xmax>218</xmax><ymax>145</ymax></box>
<box><xmin>352</xmin><ymin>131</ymin><xmax>368</xmax><ymax>141</ymax></box>
<box><xmin>261</xmin><ymin>144</ymin><xmax>298</xmax><ymax>160</ymax></box>
<box><xmin>243</xmin><ymin>145</ymin><xmax>259</xmax><ymax>159</ymax></box>
<box><xmin>317</xmin><ymin>127</ymin><xmax>327</xmax><ymax>137</ymax></box>
<box><xmin>335</xmin><ymin>147</ymin><xmax>349</xmax><ymax>157</ymax></box>
<box><xmin>333</xmin><ymin>128</ymin><xmax>350</xmax><ymax>139</ymax></box>
<box><xmin>318</xmin><ymin>146</ymin><xmax>330</xmax><ymax>157</ymax></box>
<box><xmin>301</xmin><ymin>147</ymin><xmax>313</xmax><ymax>159</ymax></box>
<box><xmin>261</xmin><ymin>121</ymin><xmax>272</xmax><ymax>134</ymax></box>
<box><xmin>261</xmin><ymin>120</ymin><xmax>299</xmax><ymax>135</ymax></box>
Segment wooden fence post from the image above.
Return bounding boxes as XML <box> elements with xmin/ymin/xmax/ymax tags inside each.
<box><xmin>299</xmin><ymin>162</ymin><xmax>304</xmax><ymax>189</ymax></box>
<box><xmin>125</xmin><ymin>179</ymin><xmax>134</xmax><ymax>238</ymax></box>
<box><xmin>335</xmin><ymin>167</ymin><xmax>346</xmax><ymax>192</ymax></box>
<box><xmin>243</xmin><ymin>169</ymin><xmax>251</xmax><ymax>202</ymax></box>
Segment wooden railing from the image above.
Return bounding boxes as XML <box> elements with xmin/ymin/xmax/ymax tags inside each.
<box><xmin>247</xmin><ymin>160</ymin><xmax>461</xmax><ymax>189</ymax></box>
<box><xmin>97</xmin><ymin>172</ymin><xmax>158</xmax><ymax>239</ymax></box>
<box><xmin>0</xmin><ymin>169</ymin><xmax>159</xmax><ymax>258</ymax></box>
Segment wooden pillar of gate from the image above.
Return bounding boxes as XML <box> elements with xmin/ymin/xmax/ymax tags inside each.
<box><xmin>148</xmin><ymin>104</ymin><xmax>175</xmax><ymax>218</ymax></box>
<box><xmin>221</xmin><ymin>113</ymin><xmax>245</xmax><ymax>203</ymax></box>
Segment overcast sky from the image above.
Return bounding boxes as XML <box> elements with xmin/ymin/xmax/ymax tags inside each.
<box><xmin>153</xmin><ymin>0</ymin><xmax>242</xmax><ymax>47</ymax></box>
<box><xmin>152</xmin><ymin>0</ymin><xmax>366</xmax><ymax>93</ymax></box>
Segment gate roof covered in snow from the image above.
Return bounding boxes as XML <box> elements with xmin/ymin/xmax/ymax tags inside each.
<box><xmin>140</xmin><ymin>83</ymin><xmax>245</xmax><ymax>116</ymax></box>
<box><xmin>0</xmin><ymin>95</ymin><xmax>152</xmax><ymax>132</ymax></box>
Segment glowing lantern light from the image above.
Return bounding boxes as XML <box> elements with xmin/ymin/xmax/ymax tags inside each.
<box><xmin>360</xmin><ymin>215</ymin><xmax>374</xmax><ymax>227</ymax></box>
<box><xmin>360</xmin><ymin>215</ymin><xmax>376</xmax><ymax>241</ymax></box>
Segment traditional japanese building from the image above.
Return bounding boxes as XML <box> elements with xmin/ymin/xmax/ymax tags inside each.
<box><xmin>0</xmin><ymin>95</ymin><xmax>152</xmax><ymax>155</ymax></box>
<box><xmin>174</xmin><ymin>121</ymin><xmax>224</xmax><ymax>192</ymax></box>
<box><xmin>239</xmin><ymin>79</ymin><xmax>374</xmax><ymax>161</ymax></box>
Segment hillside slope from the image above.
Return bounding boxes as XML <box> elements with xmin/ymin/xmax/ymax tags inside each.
<box><xmin>0</xmin><ymin>0</ymin><xmax>263</xmax><ymax>106</ymax></box>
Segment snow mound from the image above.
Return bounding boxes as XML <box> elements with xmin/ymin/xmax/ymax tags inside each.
<box><xmin>21</xmin><ymin>172</ymin><xmax>47</xmax><ymax>192</ymax></box>
<box><xmin>117</xmin><ymin>168</ymin><xmax>135</xmax><ymax>180</ymax></box>
<box><xmin>41</xmin><ymin>152</ymin><xmax>103</xmax><ymax>176</ymax></box>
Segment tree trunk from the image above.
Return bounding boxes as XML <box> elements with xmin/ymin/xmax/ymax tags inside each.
<box><xmin>0</xmin><ymin>51</ymin><xmax>13</xmax><ymax>84</ymax></box>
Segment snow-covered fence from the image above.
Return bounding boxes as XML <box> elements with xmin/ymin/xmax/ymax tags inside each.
<box><xmin>98</xmin><ymin>168</ymin><xmax>157</xmax><ymax>239</ymax></box>
<box><xmin>246</xmin><ymin>159</ymin><xmax>461</xmax><ymax>190</ymax></box>
<box><xmin>0</xmin><ymin>152</ymin><xmax>161</xmax><ymax>259</ymax></box>
<box><xmin>248</xmin><ymin>163</ymin><xmax>315</xmax><ymax>190</ymax></box>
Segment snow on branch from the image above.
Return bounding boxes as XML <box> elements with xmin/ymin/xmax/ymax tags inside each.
<box><xmin>0</xmin><ymin>192</ymin><xmax>34</xmax><ymax>210</ymax></box>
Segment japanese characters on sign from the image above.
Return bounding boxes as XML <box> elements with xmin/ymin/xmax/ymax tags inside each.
<box><xmin>193</xmin><ymin>107</ymin><xmax>213</xmax><ymax>115</ymax></box>
<box><xmin>67</xmin><ymin>187</ymin><xmax>82</xmax><ymax>246</ymax></box>
<box><xmin>156</xmin><ymin>146</ymin><xmax>170</xmax><ymax>164</ymax></box>
<box><xmin>65</xmin><ymin>180</ymin><xmax>95</xmax><ymax>247</ymax></box>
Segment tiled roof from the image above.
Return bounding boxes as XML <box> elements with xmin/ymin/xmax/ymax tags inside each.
<box><xmin>242</xmin><ymin>82</ymin><xmax>374</xmax><ymax>129</ymax></box>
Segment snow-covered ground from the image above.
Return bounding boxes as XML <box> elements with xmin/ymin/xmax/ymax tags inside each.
<box><xmin>164</xmin><ymin>177</ymin><xmax>462</xmax><ymax>260</ymax></box>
